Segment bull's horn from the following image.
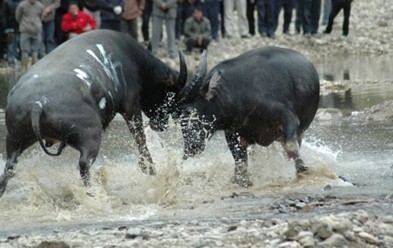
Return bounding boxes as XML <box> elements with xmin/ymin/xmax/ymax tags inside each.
<box><xmin>177</xmin><ymin>50</ymin><xmax>208</xmax><ymax>104</ymax></box>
<box><xmin>176</xmin><ymin>50</ymin><xmax>188</xmax><ymax>89</ymax></box>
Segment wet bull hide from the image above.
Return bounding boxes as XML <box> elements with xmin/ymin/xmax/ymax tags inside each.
<box><xmin>178</xmin><ymin>47</ymin><xmax>320</xmax><ymax>187</ymax></box>
<box><xmin>0</xmin><ymin>30</ymin><xmax>187</xmax><ymax>198</ymax></box>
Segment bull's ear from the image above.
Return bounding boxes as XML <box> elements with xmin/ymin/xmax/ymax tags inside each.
<box><xmin>177</xmin><ymin>50</ymin><xmax>208</xmax><ymax>104</ymax></box>
<box><xmin>205</xmin><ymin>70</ymin><xmax>221</xmax><ymax>101</ymax></box>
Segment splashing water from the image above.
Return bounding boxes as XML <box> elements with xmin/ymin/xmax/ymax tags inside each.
<box><xmin>0</xmin><ymin>119</ymin><xmax>349</xmax><ymax>231</ymax></box>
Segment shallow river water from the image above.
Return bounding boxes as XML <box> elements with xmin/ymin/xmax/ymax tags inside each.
<box><xmin>0</xmin><ymin>55</ymin><xmax>392</xmax><ymax>244</ymax></box>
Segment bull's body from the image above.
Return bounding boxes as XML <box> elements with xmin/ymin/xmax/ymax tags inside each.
<box><xmin>180</xmin><ymin>47</ymin><xmax>320</xmax><ymax>187</ymax></box>
<box><xmin>0</xmin><ymin>30</ymin><xmax>186</xmax><ymax>197</ymax></box>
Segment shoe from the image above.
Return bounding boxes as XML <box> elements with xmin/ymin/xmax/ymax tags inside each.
<box><xmin>241</xmin><ymin>34</ymin><xmax>250</xmax><ymax>39</ymax></box>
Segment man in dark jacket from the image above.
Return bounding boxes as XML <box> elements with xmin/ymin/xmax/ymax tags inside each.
<box><xmin>183</xmin><ymin>6</ymin><xmax>211</xmax><ymax>54</ymax></box>
<box><xmin>99</xmin><ymin>0</ymin><xmax>124</xmax><ymax>31</ymax></box>
<box><xmin>324</xmin><ymin>0</ymin><xmax>352</xmax><ymax>36</ymax></box>
<box><xmin>1</xmin><ymin>0</ymin><xmax>23</xmax><ymax>66</ymax></box>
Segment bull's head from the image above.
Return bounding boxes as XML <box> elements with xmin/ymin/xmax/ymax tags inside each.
<box><xmin>177</xmin><ymin>51</ymin><xmax>211</xmax><ymax>159</ymax></box>
<box><xmin>180</xmin><ymin>107</ymin><xmax>215</xmax><ymax>159</ymax></box>
<box><xmin>146</xmin><ymin>51</ymin><xmax>188</xmax><ymax>131</ymax></box>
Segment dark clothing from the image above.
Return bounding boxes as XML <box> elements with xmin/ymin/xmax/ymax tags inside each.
<box><xmin>200</xmin><ymin>0</ymin><xmax>219</xmax><ymax>40</ymax></box>
<box><xmin>325</xmin><ymin>0</ymin><xmax>351</xmax><ymax>36</ymax></box>
<box><xmin>99</xmin><ymin>0</ymin><xmax>124</xmax><ymax>31</ymax></box>
<box><xmin>274</xmin><ymin>0</ymin><xmax>295</xmax><ymax>34</ymax></box>
<box><xmin>246</xmin><ymin>0</ymin><xmax>256</xmax><ymax>35</ymax></box>
<box><xmin>256</xmin><ymin>0</ymin><xmax>275</xmax><ymax>37</ymax></box>
<box><xmin>1</xmin><ymin>0</ymin><xmax>23</xmax><ymax>31</ymax></box>
<box><xmin>296</xmin><ymin>0</ymin><xmax>320</xmax><ymax>35</ymax></box>
<box><xmin>81</xmin><ymin>0</ymin><xmax>101</xmax><ymax>11</ymax></box>
<box><xmin>141</xmin><ymin>0</ymin><xmax>152</xmax><ymax>41</ymax></box>
<box><xmin>176</xmin><ymin>0</ymin><xmax>196</xmax><ymax>39</ymax></box>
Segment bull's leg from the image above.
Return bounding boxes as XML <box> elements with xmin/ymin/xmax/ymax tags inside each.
<box><xmin>67</xmin><ymin>129</ymin><xmax>101</xmax><ymax>187</ymax></box>
<box><xmin>225</xmin><ymin>131</ymin><xmax>253</xmax><ymax>187</ymax></box>
<box><xmin>0</xmin><ymin>134</ymin><xmax>35</xmax><ymax>198</ymax></box>
<box><xmin>125</xmin><ymin>113</ymin><xmax>156</xmax><ymax>176</ymax></box>
<box><xmin>281</xmin><ymin>115</ymin><xmax>308</xmax><ymax>173</ymax></box>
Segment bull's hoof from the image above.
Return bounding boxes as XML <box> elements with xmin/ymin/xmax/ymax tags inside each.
<box><xmin>232</xmin><ymin>175</ymin><xmax>253</xmax><ymax>188</ymax></box>
<box><xmin>148</xmin><ymin>165</ymin><xmax>157</xmax><ymax>176</ymax></box>
<box><xmin>139</xmin><ymin>162</ymin><xmax>156</xmax><ymax>176</ymax></box>
<box><xmin>295</xmin><ymin>159</ymin><xmax>308</xmax><ymax>173</ymax></box>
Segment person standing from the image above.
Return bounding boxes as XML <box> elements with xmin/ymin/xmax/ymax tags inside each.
<box><xmin>321</xmin><ymin>0</ymin><xmax>331</xmax><ymax>25</ymax></box>
<box><xmin>324</xmin><ymin>0</ymin><xmax>352</xmax><ymax>36</ymax></box>
<box><xmin>141</xmin><ymin>0</ymin><xmax>152</xmax><ymax>44</ymax></box>
<box><xmin>99</xmin><ymin>0</ymin><xmax>124</xmax><ymax>32</ymax></box>
<box><xmin>274</xmin><ymin>0</ymin><xmax>295</xmax><ymax>35</ymax></box>
<box><xmin>296</xmin><ymin>0</ymin><xmax>320</xmax><ymax>37</ymax></box>
<box><xmin>16</xmin><ymin>0</ymin><xmax>45</xmax><ymax>72</ymax></box>
<box><xmin>1</xmin><ymin>0</ymin><xmax>23</xmax><ymax>67</ymax></box>
<box><xmin>39</xmin><ymin>0</ymin><xmax>60</xmax><ymax>55</ymax></box>
<box><xmin>151</xmin><ymin>0</ymin><xmax>177</xmax><ymax>58</ymax></box>
<box><xmin>199</xmin><ymin>0</ymin><xmax>219</xmax><ymax>41</ymax></box>
<box><xmin>256</xmin><ymin>0</ymin><xmax>275</xmax><ymax>38</ymax></box>
<box><xmin>223</xmin><ymin>0</ymin><xmax>249</xmax><ymax>38</ymax></box>
<box><xmin>122</xmin><ymin>0</ymin><xmax>144</xmax><ymax>41</ymax></box>
<box><xmin>183</xmin><ymin>6</ymin><xmax>211</xmax><ymax>53</ymax></box>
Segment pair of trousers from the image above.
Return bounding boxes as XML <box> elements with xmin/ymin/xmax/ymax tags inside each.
<box><xmin>223</xmin><ymin>0</ymin><xmax>249</xmax><ymax>37</ymax></box>
<box><xmin>325</xmin><ymin>0</ymin><xmax>351</xmax><ymax>36</ymax></box>
<box><xmin>151</xmin><ymin>16</ymin><xmax>177</xmax><ymax>58</ymax></box>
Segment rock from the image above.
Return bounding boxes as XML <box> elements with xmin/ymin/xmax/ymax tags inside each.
<box><xmin>315</xmin><ymin>223</ymin><xmax>333</xmax><ymax>240</ymax></box>
<box><xmin>298</xmin><ymin>231</ymin><xmax>314</xmax><ymax>247</ymax></box>
<box><xmin>318</xmin><ymin>233</ymin><xmax>348</xmax><ymax>247</ymax></box>
<box><xmin>384</xmin><ymin>235</ymin><xmax>393</xmax><ymax>247</ymax></box>
<box><xmin>36</xmin><ymin>241</ymin><xmax>71</xmax><ymax>248</ymax></box>
<box><xmin>358</xmin><ymin>231</ymin><xmax>379</xmax><ymax>245</ymax></box>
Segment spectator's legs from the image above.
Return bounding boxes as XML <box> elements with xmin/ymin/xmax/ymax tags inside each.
<box><xmin>283</xmin><ymin>0</ymin><xmax>295</xmax><ymax>34</ymax></box>
<box><xmin>235</xmin><ymin>0</ymin><xmax>250</xmax><ymax>37</ymax></box>
<box><xmin>223</xmin><ymin>0</ymin><xmax>234</xmax><ymax>38</ymax></box>
<box><xmin>324</xmin><ymin>1</ymin><xmax>340</xmax><ymax>34</ymax></box>
<box><xmin>322</xmin><ymin>0</ymin><xmax>331</xmax><ymax>25</ymax></box>
<box><xmin>151</xmin><ymin>16</ymin><xmax>164</xmax><ymax>55</ymax></box>
<box><xmin>310</xmin><ymin>0</ymin><xmax>321</xmax><ymax>34</ymax></box>
<box><xmin>246</xmin><ymin>0</ymin><xmax>256</xmax><ymax>36</ymax></box>
<box><xmin>142</xmin><ymin>0</ymin><xmax>153</xmax><ymax>42</ymax></box>
<box><xmin>342</xmin><ymin>1</ymin><xmax>351</xmax><ymax>36</ymax></box>
<box><xmin>166</xmin><ymin>18</ymin><xmax>177</xmax><ymax>58</ymax></box>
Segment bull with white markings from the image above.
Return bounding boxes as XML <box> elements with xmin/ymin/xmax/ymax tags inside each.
<box><xmin>0</xmin><ymin>30</ymin><xmax>187</xmax><ymax>197</ymax></box>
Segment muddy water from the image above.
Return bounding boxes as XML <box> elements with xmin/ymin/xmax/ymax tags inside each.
<box><xmin>0</xmin><ymin>55</ymin><xmax>392</xmax><ymax>238</ymax></box>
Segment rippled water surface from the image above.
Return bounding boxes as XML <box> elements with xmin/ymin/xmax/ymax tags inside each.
<box><xmin>0</xmin><ymin>55</ymin><xmax>392</xmax><ymax>236</ymax></box>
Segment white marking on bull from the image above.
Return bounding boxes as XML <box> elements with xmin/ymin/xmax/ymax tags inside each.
<box><xmin>99</xmin><ymin>97</ymin><xmax>106</xmax><ymax>109</ymax></box>
<box><xmin>74</xmin><ymin>68</ymin><xmax>91</xmax><ymax>89</ymax></box>
<box><xmin>86</xmin><ymin>44</ymin><xmax>126</xmax><ymax>93</ymax></box>
<box><xmin>33</xmin><ymin>74</ymin><xmax>39</xmax><ymax>78</ymax></box>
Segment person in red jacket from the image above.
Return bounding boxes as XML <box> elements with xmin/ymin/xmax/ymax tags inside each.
<box><xmin>61</xmin><ymin>1</ymin><xmax>96</xmax><ymax>39</ymax></box>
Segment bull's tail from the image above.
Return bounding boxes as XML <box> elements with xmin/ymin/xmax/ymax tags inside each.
<box><xmin>31</xmin><ymin>101</ymin><xmax>66</xmax><ymax>156</ymax></box>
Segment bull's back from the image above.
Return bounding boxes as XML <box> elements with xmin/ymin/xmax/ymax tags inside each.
<box><xmin>207</xmin><ymin>46</ymin><xmax>320</xmax><ymax>131</ymax></box>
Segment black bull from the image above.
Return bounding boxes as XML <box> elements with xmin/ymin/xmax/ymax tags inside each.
<box><xmin>179</xmin><ymin>47</ymin><xmax>320</xmax><ymax>187</ymax></box>
<box><xmin>0</xmin><ymin>30</ymin><xmax>187</xmax><ymax>198</ymax></box>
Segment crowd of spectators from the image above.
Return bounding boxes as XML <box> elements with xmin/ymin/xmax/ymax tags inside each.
<box><xmin>0</xmin><ymin>0</ymin><xmax>352</xmax><ymax>68</ymax></box>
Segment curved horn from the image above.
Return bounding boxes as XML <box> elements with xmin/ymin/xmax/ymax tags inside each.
<box><xmin>177</xmin><ymin>50</ymin><xmax>208</xmax><ymax>104</ymax></box>
<box><xmin>176</xmin><ymin>50</ymin><xmax>188</xmax><ymax>89</ymax></box>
